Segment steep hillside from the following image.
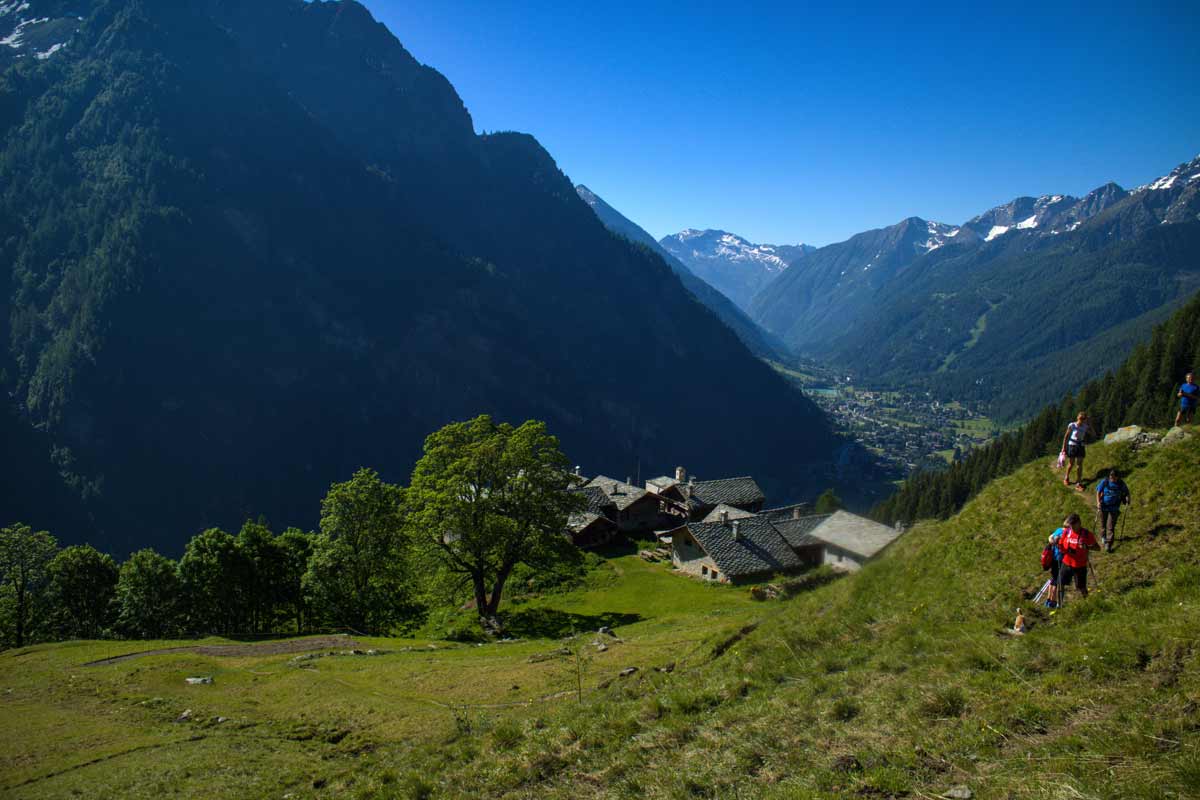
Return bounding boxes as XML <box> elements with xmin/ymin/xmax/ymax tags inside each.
<box><xmin>0</xmin><ymin>0</ymin><xmax>837</xmax><ymax>554</ymax></box>
<box><xmin>6</xmin><ymin>433</ymin><xmax>1193</xmax><ymax>798</ymax></box>
<box><xmin>397</xmin><ymin>433</ymin><xmax>1200</xmax><ymax>798</ymax></box>
<box><xmin>752</xmin><ymin>155</ymin><xmax>1200</xmax><ymax>418</ymax></box>
<box><xmin>575</xmin><ymin>185</ymin><xmax>783</xmax><ymax>358</ymax></box>
<box><xmin>660</xmin><ymin>228</ymin><xmax>812</xmax><ymax>311</ymax></box>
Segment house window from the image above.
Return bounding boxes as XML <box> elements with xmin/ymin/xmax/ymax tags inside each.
<box><xmin>701</xmin><ymin>565</ymin><xmax>709</xmax><ymax>577</ymax></box>
<box><xmin>712</xmin><ymin>571</ymin><xmax>719</xmax><ymax>581</ymax></box>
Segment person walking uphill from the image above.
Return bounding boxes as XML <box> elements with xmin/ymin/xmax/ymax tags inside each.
<box><xmin>1057</xmin><ymin>513</ymin><xmax>1100</xmax><ymax>601</ymax></box>
<box><xmin>1060</xmin><ymin>412</ymin><xmax>1094</xmax><ymax>490</ymax></box>
<box><xmin>1177</xmin><ymin>371</ymin><xmax>1198</xmax><ymax>426</ymax></box>
<box><xmin>1095</xmin><ymin>469</ymin><xmax>1131</xmax><ymax>552</ymax></box>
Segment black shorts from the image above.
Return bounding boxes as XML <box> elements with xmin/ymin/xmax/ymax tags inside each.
<box><xmin>1066</xmin><ymin>442</ymin><xmax>1085</xmax><ymax>459</ymax></box>
<box><xmin>1059</xmin><ymin>564</ymin><xmax>1087</xmax><ymax>592</ymax></box>
<box><xmin>1047</xmin><ymin>560</ymin><xmax>1060</xmax><ymax>581</ymax></box>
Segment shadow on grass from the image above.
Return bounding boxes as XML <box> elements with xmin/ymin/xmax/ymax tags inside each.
<box><xmin>501</xmin><ymin>607</ymin><xmax>643</xmax><ymax>639</ymax></box>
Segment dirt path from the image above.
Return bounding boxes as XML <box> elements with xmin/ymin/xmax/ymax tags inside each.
<box><xmin>82</xmin><ymin>635</ymin><xmax>361</xmax><ymax>666</ymax></box>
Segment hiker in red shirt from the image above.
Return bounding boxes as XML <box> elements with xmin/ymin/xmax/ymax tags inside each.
<box><xmin>1057</xmin><ymin>513</ymin><xmax>1100</xmax><ymax>600</ymax></box>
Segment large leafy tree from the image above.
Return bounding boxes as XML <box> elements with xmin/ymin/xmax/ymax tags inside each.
<box><xmin>178</xmin><ymin>528</ymin><xmax>250</xmax><ymax>635</ymax></box>
<box><xmin>47</xmin><ymin>544</ymin><xmax>119</xmax><ymax>640</ymax></box>
<box><xmin>0</xmin><ymin>523</ymin><xmax>59</xmax><ymax>648</ymax></box>
<box><xmin>115</xmin><ymin>549</ymin><xmax>182</xmax><ymax>639</ymax></box>
<box><xmin>304</xmin><ymin>468</ymin><xmax>408</xmax><ymax>634</ymax></box>
<box><xmin>277</xmin><ymin>528</ymin><xmax>315</xmax><ymax>633</ymax></box>
<box><xmin>235</xmin><ymin>520</ymin><xmax>288</xmax><ymax>634</ymax></box>
<box><xmin>407</xmin><ymin>416</ymin><xmax>583</xmax><ymax>626</ymax></box>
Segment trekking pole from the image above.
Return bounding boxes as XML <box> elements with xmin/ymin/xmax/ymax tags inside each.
<box><xmin>1088</xmin><ymin>560</ymin><xmax>1100</xmax><ymax>591</ymax></box>
<box><xmin>1033</xmin><ymin>578</ymin><xmax>1051</xmax><ymax>605</ymax></box>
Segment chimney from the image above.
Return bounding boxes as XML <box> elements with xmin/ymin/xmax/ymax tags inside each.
<box><xmin>626</xmin><ymin>476</ymin><xmax>632</xmax><ymax>487</ymax></box>
<box><xmin>793</xmin><ymin>507</ymin><xmax>802</xmax><ymax>520</ymax></box>
<box><xmin>574</xmin><ymin>465</ymin><xmax>581</xmax><ymax>476</ymax></box>
<box><xmin>732</xmin><ymin>520</ymin><xmax>742</xmax><ymax>541</ymax></box>
<box><xmin>719</xmin><ymin>509</ymin><xmax>729</xmax><ymax>525</ymax></box>
<box><xmin>675</xmin><ymin>465</ymin><xmax>686</xmax><ymax>483</ymax></box>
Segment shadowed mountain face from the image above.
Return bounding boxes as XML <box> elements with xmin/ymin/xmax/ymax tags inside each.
<box><xmin>0</xmin><ymin>0</ymin><xmax>837</xmax><ymax>554</ymax></box>
<box><xmin>575</xmin><ymin>185</ymin><xmax>784</xmax><ymax>358</ymax></box>
<box><xmin>749</xmin><ymin>156</ymin><xmax>1200</xmax><ymax>417</ymax></box>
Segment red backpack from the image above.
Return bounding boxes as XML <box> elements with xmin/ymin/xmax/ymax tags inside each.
<box><xmin>1040</xmin><ymin>544</ymin><xmax>1054</xmax><ymax>570</ymax></box>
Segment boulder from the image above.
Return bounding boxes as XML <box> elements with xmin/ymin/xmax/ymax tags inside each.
<box><xmin>185</xmin><ymin>676</ymin><xmax>213</xmax><ymax>685</ymax></box>
<box><xmin>943</xmin><ymin>787</ymin><xmax>973</xmax><ymax>800</ymax></box>
<box><xmin>175</xmin><ymin>709</ymin><xmax>193</xmax><ymax>723</ymax></box>
<box><xmin>1163</xmin><ymin>426</ymin><xmax>1190</xmax><ymax>445</ymax></box>
<box><xmin>619</xmin><ymin>667</ymin><xmax>638</xmax><ymax>677</ymax></box>
<box><xmin>1104</xmin><ymin>425</ymin><xmax>1141</xmax><ymax>444</ymax></box>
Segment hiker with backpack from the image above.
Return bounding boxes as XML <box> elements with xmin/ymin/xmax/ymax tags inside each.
<box><xmin>1040</xmin><ymin>530</ymin><xmax>1063</xmax><ymax>608</ymax></box>
<box><xmin>1060</xmin><ymin>412</ymin><xmax>1094</xmax><ymax>490</ymax></box>
<box><xmin>1095</xmin><ymin>469</ymin><xmax>1131</xmax><ymax>552</ymax></box>
<box><xmin>1054</xmin><ymin>513</ymin><xmax>1100</xmax><ymax>602</ymax></box>
<box><xmin>1176</xmin><ymin>371</ymin><xmax>1197</xmax><ymax>426</ymax></box>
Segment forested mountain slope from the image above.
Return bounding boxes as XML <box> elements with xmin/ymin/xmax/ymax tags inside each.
<box><xmin>752</xmin><ymin>156</ymin><xmax>1200</xmax><ymax>418</ymax></box>
<box><xmin>575</xmin><ymin>185</ymin><xmax>783</xmax><ymax>357</ymax></box>
<box><xmin>875</xmin><ymin>288</ymin><xmax>1200</xmax><ymax>525</ymax></box>
<box><xmin>0</xmin><ymin>0</ymin><xmax>836</xmax><ymax>555</ymax></box>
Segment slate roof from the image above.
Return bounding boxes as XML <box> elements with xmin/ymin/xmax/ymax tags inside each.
<box><xmin>584</xmin><ymin>475</ymin><xmax>654</xmax><ymax>512</ymax></box>
<box><xmin>701</xmin><ymin>503</ymin><xmax>757</xmax><ymax>523</ymax></box>
<box><xmin>806</xmin><ymin>511</ymin><xmax>902</xmax><ymax>559</ymax></box>
<box><xmin>567</xmin><ymin>511</ymin><xmax>617</xmax><ymax>534</ymax></box>
<box><xmin>760</xmin><ymin>503</ymin><xmax>815</xmax><ymax>523</ymax></box>
<box><xmin>571</xmin><ymin>485</ymin><xmax>615</xmax><ymax>515</ymax></box>
<box><xmin>646</xmin><ymin>475</ymin><xmax>678</xmax><ymax>490</ymax></box>
<box><xmin>685</xmin><ymin>516</ymin><xmax>802</xmax><ymax>578</ymax></box>
<box><xmin>773</xmin><ymin>514</ymin><xmax>832</xmax><ymax>549</ymax></box>
<box><xmin>688</xmin><ymin>477</ymin><xmax>765</xmax><ymax>509</ymax></box>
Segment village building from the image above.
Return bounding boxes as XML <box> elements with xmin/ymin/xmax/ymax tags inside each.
<box><xmin>801</xmin><ymin>510</ymin><xmax>903</xmax><ymax>572</ymax></box>
<box><xmin>565</xmin><ymin>485</ymin><xmax>620</xmax><ymax>548</ymax></box>
<box><xmin>582</xmin><ymin>475</ymin><xmax>679</xmax><ymax>535</ymax></box>
<box><xmin>671</xmin><ymin>513</ymin><xmax>802</xmax><ymax>584</ymax></box>
<box><xmin>669</xmin><ymin>507</ymin><xmax>905</xmax><ymax>582</ymax></box>
<box><xmin>658</xmin><ymin>470</ymin><xmax>766</xmax><ymax>521</ymax></box>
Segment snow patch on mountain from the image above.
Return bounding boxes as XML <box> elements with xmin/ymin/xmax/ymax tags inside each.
<box><xmin>664</xmin><ymin>229</ymin><xmax>799</xmax><ymax>274</ymax></box>
<box><xmin>985</xmin><ymin>225</ymin><xmax>1010</xmax><ymax>242</ymax></box>
<box><xmin>1016</xmin><ymin>215</ymin><xmax>1038</xmax><ymax>230</ymax></box>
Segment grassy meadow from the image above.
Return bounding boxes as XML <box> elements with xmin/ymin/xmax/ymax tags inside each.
<box><xmin>3</xmin><ymin>433</ymin><xmax>1199</xmax><ymax>799</ymax></box>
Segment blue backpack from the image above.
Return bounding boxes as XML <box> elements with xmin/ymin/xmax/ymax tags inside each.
<box><xmin>1097</xmin><ymin>479</ymin><xmax>1126</xmax><ymax>509</ymax></box>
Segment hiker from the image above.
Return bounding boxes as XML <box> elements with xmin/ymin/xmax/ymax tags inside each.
<box><xmin>1095</xmin><ymin>469</ymin><xmax>1131</xmax><ymax>552</ymax></box>
<box><xmin>1056</xmin><ymin>513</ymin><xmax>1099</xmax><ymax>601</ymax></box>
<box><xmin>1177</xmin><ymin>371</ymin><xmax>1198</xmax><ymax>426</ymax></box>
<box><xmin>1043</xmin><ymin>528</ymin><xmax>1063</xmax><ymax>608</ymax></box>
<box><xmin>1060</xmin><ymin>412</ymin><xmax>1093</xmax><ymax>490</ymax></box>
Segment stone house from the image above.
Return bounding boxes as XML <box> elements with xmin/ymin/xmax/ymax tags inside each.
<box><xmin>670</xmin><ymin>512</ymin><xmax>802</xmax><ymax>584</ymax></box>
<box><xmin>581</xmin><ymin>475</ymin><xmax>678</xmax><ymax>535</ymax></box>
<box><xmin>802</xmin><ymin>510</ymin><xmax>903</xmax><ymax>572</ymax></box>
<box><xmin>658</xmin><ymin>471</ymin><xmax>766</xmax><ymax>522</ymax></box>
<box><xmin>565</xmin><ymin>485</ymin><xmax>620</xmax><ymax>548</ymax></box>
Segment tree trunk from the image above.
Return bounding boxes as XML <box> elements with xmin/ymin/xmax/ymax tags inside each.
<box><xmin>472</xmin><ymin>573</ymin><xmax>490</xmax><ymax>620</ymax></box>
<box><xmin>482</xmin><ymin>561</ymin><xmax>515</xmax><ymax>619</ymax></box>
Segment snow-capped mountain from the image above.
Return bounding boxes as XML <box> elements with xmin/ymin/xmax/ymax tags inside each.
<box><xmin>659</xmin><ymin>228</ymin><xmax>813</xmax><ymax>311</ymax></box>
<box><xmin>0</xmin><ymin>0</ymin><xmax>83</xmax><ymax>64</ymax></box>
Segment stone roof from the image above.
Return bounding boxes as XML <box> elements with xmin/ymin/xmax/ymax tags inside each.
<box><xmin>760</xmin><ymin>503</ymin><xmax>815</xmax><ymax>523</ymax></box>
<box><xmin>689</xmin><ymin>477</ymin><xmax>765</xmax><ymax>509</ymax></box>
<box><xmin>773</xmin><ymin>514</ymin><xmax>832</xmax><ymax>549</ymax></box>
<box><xmin>584</xmin><ymin>475</ymin><xmax>654</xmax><ymax>512</ymax></box>
<box><xmin>571</xmin><ymin>485</ymin><xmax>615</xmax><ymax>515</ymax></box>
<box><xmin>701</xmin><ymin>503</ymin><xmax>757</xmax><ymax>523</ymax></box>
<box><xmin>646</xmin><ymin>475</ymin><xmax>678</xmax><ymax>490</ymax></box>
<box><xmin>685</xmin><ymin>516</ymin><xmax>802</xmax><ymax>578</ymax></box>
<box><xmin>567</xmin><ymin>511</ymin><xmax>617</xmax><ymax>534</ymax></box>
<box><xmin>806</xmin><ymin>511</ymin><xmax>902</xmax><ymax>559</ymax></box>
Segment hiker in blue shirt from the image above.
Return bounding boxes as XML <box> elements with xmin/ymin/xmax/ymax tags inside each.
<box><xmin>1177</xmin><ymin>371</ymin><xmax>1197</xmax><ymax>426</ymax></box>
<box><xmin>1095</xmin><ymin>469</ymin><xmax>1131</xmax><ymax>553</ymax></box>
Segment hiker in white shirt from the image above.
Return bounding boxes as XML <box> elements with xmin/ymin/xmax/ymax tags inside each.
<box><xmin>1060</xmin><ymin>412</ymin><xmax>1093</xmax><ymax>490</ymax></box>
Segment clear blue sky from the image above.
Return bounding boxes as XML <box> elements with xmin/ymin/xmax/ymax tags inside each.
<box><xmin>362</xmin><ymin>0</ymin><xmax>1200</xmax><ymax>246</ymax></box>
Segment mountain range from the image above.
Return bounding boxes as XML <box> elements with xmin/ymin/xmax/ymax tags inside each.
<box><xmin>659</xmin><ymin>229</ymin><xmax>813</xmax><ymax>312</ymax></box>
<box><xmin>733</xmin><ymin>154</ymin><xmax>1200</xmax><ymax>418</ymax></box>
<box><xmin>0</xmin><ymin>0</ymin><xmax>839</xmax><ymax>554</ymax></box>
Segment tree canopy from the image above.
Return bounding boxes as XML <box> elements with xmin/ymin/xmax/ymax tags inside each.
<box><xmin>407</xmin><ymin>416</ymin><xmax>583</xmax><ymax>626</ymax></box>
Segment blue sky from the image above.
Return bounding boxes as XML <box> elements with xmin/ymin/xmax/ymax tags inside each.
<box><xmin>364</xmin><ymin>1</ymin><xmax>1200</xmax><ymax>247</ymax></box>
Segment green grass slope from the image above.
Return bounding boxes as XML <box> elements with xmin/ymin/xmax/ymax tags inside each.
<box><xmin>2</xmin><ymin>435</ymin><xmax>1198</xmax><ymax>799</ymax></box>
<box><xmin>0</xmin><ymin>551</ymin><xmax>757</xmax><ymax>799</ymax></box>
<box><xmin>394</xmin><ymin>433</ymin><xmax>1200</xmax><ymax>799</ymax></box>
